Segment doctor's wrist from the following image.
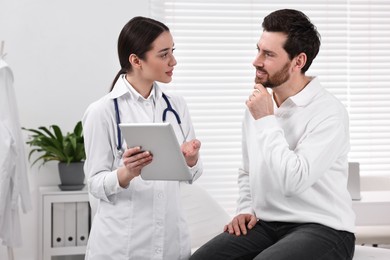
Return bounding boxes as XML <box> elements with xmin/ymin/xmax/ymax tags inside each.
<box><xmin>117</xmin><ymin>166</ymin><xmax>137</xmax><ymax>188</ymax></box>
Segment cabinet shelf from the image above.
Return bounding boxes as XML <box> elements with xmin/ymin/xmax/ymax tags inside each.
<box><xmin>39</xmin><ymin>186</ymin><xmax>90</xmax><ymax>260</ymax></box>
<box><xmin>48</xmin><ymin>245</ymin><xmax>87</xmax><ymax>256</ymax></box>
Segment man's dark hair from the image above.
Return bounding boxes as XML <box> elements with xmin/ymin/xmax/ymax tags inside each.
<box><xmin>262</xmin><ymin>9</ymin><xmax>321</xmax><ymax>73</ymax></box>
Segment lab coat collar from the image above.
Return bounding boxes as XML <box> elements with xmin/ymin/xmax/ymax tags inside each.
<box><xmin>107</xmin><ymin>74</ymin><xmax>164</xmax><ymax>102</ymax></box>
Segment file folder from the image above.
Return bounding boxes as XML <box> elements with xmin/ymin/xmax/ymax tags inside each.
<box><xmin>52</xmin><ymin>203</ymin><xmax>65</xmax><ymax>247</ymax></box>
<box><xmin>64</xmin><ymin>202</ymin><xmax>77</xmax><ymax>247</ymax></box>
<box><xmin>76</xmin><ymin>202</ymin><xmax>90</xmax><ymax>246</ymax></box>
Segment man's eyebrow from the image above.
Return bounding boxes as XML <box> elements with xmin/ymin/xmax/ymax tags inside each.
<box><xmin>264</xmin><ymin>49</ymin><xmax>276</xmax><ymax>55</ymax></box>
<box><xmin>256</xmin><ymin>44</ymin><xmax>277</xmax><ymax>55</ymax></box>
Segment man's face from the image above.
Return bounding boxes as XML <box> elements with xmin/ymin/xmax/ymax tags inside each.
<box><xmin>253</xmin><ymin>31</ymin><xmax>292</xmax><ymax>88</ymax></box>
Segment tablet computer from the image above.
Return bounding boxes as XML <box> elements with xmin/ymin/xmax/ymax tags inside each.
<box><xmin>119</xmin><ymin>123</ymin><xmax>192</xmax><ymax>181</ymax></box>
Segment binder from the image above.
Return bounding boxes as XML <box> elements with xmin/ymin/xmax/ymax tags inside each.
<box><xmin>52</xmin><ymin>202</ymin><xmax>65</xmax><ymax>247</ymax></box>
<box><xmin>76</xmin><ymin>202</ymin><xmax>90</xmax><ymax>246</ymax></box>
<box><xmin>64</xmin><ymin>202</ymin><xmax>77</xmax><ymax>246</ymax></box>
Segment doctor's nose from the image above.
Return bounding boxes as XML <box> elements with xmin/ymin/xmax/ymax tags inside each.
<box><xmin>169</xmin><ymin>55</ymin><xmax>177</xmax><ymax>67</ymax></box>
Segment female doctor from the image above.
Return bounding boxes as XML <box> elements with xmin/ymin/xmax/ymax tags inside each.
<box><xmin>82</xmin><ymin>17</ymin><xmax>203</xmax><ymax>260</ymax></box>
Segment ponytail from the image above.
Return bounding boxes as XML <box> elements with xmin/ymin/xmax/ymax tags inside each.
<box><xmin>110</xmin><ymin>68</ymin><xmax>127</xmax><ymax>92</ymax></box>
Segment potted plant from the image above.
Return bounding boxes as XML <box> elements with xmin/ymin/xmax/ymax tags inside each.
<box><xmin>23</xmin><ymin>121</ymin><xmax>86</xmax><ymax>190</ymax></box>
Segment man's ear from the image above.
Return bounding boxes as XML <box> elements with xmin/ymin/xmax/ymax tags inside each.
<box><xmin>293</xmin><ymin>52</ymin><xmax>307</xmax><ymax>71</ymax></box>
<box><xmin>129</xmin><ymin>54</ymin><xmax>142</xmax><ymax>69</ymax></box>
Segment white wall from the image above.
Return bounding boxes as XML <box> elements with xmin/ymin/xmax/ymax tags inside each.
<box><xmin>0</xmin><ymin>1</ymin><xmax>149</xmax><ymax>259</ymax></box>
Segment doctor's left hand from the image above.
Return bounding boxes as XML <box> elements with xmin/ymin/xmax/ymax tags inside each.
<box><xmin>181</xmin><ymin>139</ymin><xmax>201</xmax><ymax>167</ymax></box>
<box><xmin>117</xmin><ymin>146</ymin><xmax>153</xmax><ymax>187</ymax></box>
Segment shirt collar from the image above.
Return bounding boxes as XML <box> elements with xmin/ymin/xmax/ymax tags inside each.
<box><xmin>285</xmin><ymin>77</ymin><xmax>322</xmax><ymax>107</ymax></box>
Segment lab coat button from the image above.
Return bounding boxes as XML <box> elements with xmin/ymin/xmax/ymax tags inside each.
<box><xmin>158</xmin><ymin>192</ymin><xmax>164</xmax><ymax>199</ymax></box>
<box><xmin>155</xmin><ymin>247</ymin><xmax>162</xmax><ymax>254</ymax></box>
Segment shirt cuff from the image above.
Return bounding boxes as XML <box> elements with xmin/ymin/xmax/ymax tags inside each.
<box><xmin>237</xmin><ymin>208</ymin><xmax>256</xmax><ymax>217</ymax></box>
<box><xmin>253</xmin><ymin>115</ymin><xmax>278</xmax><ymax>132</ymax></box>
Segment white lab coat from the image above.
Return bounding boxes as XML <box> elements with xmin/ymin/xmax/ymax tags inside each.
<box><xmin>82</xmin><ymin>75</ymin><xmax>203</xmax><ymax>260</ymax></box>
<box><xmin>0</xmin><ymin>59</ymin><xmax>32</xmax><ymax>247</ymax></box>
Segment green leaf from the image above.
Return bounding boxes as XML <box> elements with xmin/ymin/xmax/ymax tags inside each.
<box><xmin>22</xmin><ymin>121</ymin><xmax>86</xmax><ymax>168</ymax></box>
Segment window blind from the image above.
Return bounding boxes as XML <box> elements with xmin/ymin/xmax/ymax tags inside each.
<box><xmin>150</xmin><ymin>0</ymin><xmax>390</xmax><ymax>216</ymax></box>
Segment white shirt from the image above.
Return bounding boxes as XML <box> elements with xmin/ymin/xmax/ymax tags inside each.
<box><xmin>0</xmin><ymin>59</ymin><xmax>32</xmax><ymax>247</ymax></box>
<box><xmin>82</xmin><ymin>75</ymin><xmax>202</xmax><ymax>260</ymax></box>
<box><xmin>237</xmin><ymin>77</ymin><xmax>355</xmax><ymax>233</ymax></box>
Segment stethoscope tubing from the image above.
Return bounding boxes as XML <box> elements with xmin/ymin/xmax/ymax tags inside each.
<box><xmin>114</xmin><ymin>93</ymin><xmax>186</xmax><ymax>153</ymax></box>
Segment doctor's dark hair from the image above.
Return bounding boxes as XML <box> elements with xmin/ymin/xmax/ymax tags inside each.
<box><xmin>262</xmin><ymin>9</ymin><xmax>321</xmax><ymax>73</ymax></box>
<box><xmin>110</xmin><ymin>16</ymin><xmax>170</xmax><ymax>91</ymax></box>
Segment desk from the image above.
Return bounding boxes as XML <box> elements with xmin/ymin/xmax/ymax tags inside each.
<box><xmin>352</xmin><ymin>191</ymin><xmax>390</xmax><ymax>226</ymax></box>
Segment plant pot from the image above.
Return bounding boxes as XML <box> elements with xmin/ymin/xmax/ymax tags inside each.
<box><xmin>58</xmin><ymin>162</ymin><xmax>85</xmax><ymax>191</ymax></box>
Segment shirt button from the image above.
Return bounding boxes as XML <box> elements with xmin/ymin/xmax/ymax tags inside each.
<box><xmin>155</xmin><ymin>247</ymin><xmax>162</xmax><ymax>254</ymax></box>
<box><xmin>158</xmin><ymin>192</ymin><xmax>164</xmax><ymax>199</ymax></box>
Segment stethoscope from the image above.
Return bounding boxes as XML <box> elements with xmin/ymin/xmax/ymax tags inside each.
<box><xmin>114</xmin><ymin>93</ymin><xmax>187</xmax><ymax>155</ymax></box>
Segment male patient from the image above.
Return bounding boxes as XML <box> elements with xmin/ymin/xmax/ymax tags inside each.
<box><xmin>190</xmin><ymin>9</ymin><xmax>355</xmax><ymax>260</ymax></box>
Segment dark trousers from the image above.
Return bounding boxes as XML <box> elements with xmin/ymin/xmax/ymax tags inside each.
<box><xmin>190</xmin><ymin>220</ymin><xmax>355</xmax><ymax>260</ymax></box>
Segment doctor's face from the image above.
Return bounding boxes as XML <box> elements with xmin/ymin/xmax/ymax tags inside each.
<box><xmin>141</xmin><ymin>31</ymin><xmax>177</xmax><ymax>84</ymax></box>
<box><xmin>252</xmin><ymin>31</ymin><xmax>292</xmax><ymax>88</ymax></box>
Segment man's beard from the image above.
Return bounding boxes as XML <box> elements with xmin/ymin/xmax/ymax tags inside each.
<box><xmin>255</xmin><ymin>61</ymin><xmax>291</xmax><ymax>88</ymax></box>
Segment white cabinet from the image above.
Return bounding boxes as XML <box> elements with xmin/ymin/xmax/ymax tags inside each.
<box><xmin>39</xmin><ymin>186</ymin><xmax>90</xmax><ymax>260</ymax></box>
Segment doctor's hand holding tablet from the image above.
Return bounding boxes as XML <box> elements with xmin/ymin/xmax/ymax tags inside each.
<box><xmin>117</xmin><ymin>122</ymin><xmax>201</xmax><ymax>187</ymax></box>
<box><xmin>118</xmin><ymin>146</ymin><xmax>153</xmax><ymax>184</ymax></box>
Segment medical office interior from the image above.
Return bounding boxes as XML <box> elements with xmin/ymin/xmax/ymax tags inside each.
<box><xmin>1</xmin><ymin>0</ymin><xmax>390</xmax><ymax>259</ymax></box>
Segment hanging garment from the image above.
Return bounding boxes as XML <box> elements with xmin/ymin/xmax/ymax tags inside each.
<box><xmin>0</xmin><ymin>58</ymin><xmax>32</xmax><ymax>247</ymax></box>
